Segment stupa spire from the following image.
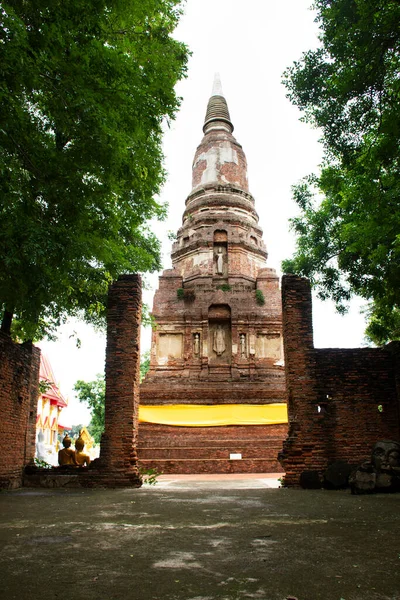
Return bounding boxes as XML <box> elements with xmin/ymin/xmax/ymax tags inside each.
<box><xmin>139</xmin><ymin>78</ymin><xmax>286</xmax><ymax>478</ymax></box>
<box><xmin>203</xmin><ymin>74</ymin><xmax>233</xmax><ymax>134</ymax></box>
<box><xmin>212</xmin><ymin>72</ymin><xmax>223</xmax><ymax>96</ymax></box>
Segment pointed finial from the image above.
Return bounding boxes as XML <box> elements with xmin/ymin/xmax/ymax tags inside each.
<box><xmin>203</xmin><ymin>74</ymin><xmax>233</xmax><ymax>134</ymax></box>
<box><xmin>212</xmin><ymin>72</ymin><xmax>223</xmax><ymax>97</ymax></box>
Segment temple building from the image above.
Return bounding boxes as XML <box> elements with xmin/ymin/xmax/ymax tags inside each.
<box><xmin>35</xmin><ymin>353</ymin><xmax>68</xmax><ymax>465</ymax></box>
<box><xmin>138</xmin><ymin>77</ymin><xmax>288</xmax><ymax>473</ymax></box>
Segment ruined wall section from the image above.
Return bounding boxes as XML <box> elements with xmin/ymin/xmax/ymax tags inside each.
<box><xmin>314</xmin><ymin>348</ymin><xmax>399</xmax><ymax>463</ymax></box>
<box><xmin>281</xmin><ymin>275</ymin><xmax>400</xmax><ymax>486</ymax></box>
<box><xmin>99</xmin><ymin>274</ymin><xmax>142</xmax><ymax>486</ymax></box>
<box><xmin>0</xmin><ymin>333</ymin><xmax>40</xmax><ymax>488</ymax></box>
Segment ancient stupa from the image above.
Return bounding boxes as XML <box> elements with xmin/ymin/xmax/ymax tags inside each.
<box><xmin>138</xmin><ymin>76</ymin><xmax>287</xmax><ymax>473</ymax></box>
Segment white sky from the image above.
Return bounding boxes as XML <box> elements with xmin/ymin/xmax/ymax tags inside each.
<box><xmin>39</xmin><ymin>0</ymin><xmax>370</xmax><ymax>426</ymax></box>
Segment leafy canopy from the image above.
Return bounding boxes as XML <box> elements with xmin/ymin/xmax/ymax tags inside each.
<box><xmin>0</xmin><ymin>0</ymin><xmax>188</xmax><ymax>340</ymax></box>
<box><xmin>74</xmin><ymin>374</ymin><xmax>105</xmax><ymax>444</ymax></box>
<box><xmin>282</xmin><ymin>0</ymin><xmax>400</xmax><ymax>344</ymax></box>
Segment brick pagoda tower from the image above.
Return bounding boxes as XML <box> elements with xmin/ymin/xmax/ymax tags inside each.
<box><xmin>138</xmin><ymin>77</ymin><xmax>287</xmax><ymax>473</ymax></box>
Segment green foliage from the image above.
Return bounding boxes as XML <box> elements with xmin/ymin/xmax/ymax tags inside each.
<box><xmin>139</xmin><ymin>466</ymin><xmax>160</xmax><ymax>485</ymax></box>
<box><xmin>74</xmin><ymin>376</ymin><xmax>105</xmax><ymax>444</ymax></box>
<box><xmin>34</xmin><ymin>457</ymin><xmax>52</xmax><ymax>469</ymax></box>
<box><xmin>167</xmin><ymin>230</ymin><xmax>177</xmax><ymax>242</ymax></box>
<box><xmin>38</xmin><ymin>379</ymin><xmax>52</xmax><ymax>396</ymax></box>
<box><xmin>255</xmin><ymin>289</ymin><xmax>265</xmax><ymax>305</ymax></box>
<box><xmin>142</xmin><ymin>302</ymin><xmax>157</xmax><ymax>330</ymax></box>
<box><xmin>67</xmin><ymin>423</ymin><xmax>84</xmax><ymax>440</ymax></box>
<box><xmin>0</xmin><ymin>0</ymin><xmax>189</xmax><ymax>341</ymax></box>
<box><xmin>282</xmin><ymin>0</ymin><xmax>400</xmax><ymax>341</ymax></box>
<box><xmin>217</xmin><ymin>283</ymin><xmax>231</xmax><ymax>292</ymax></box>
<box><xmin>140</xmin><ymin>350</ymin><xmax>150</xmax><ymax>382</ymax></box>
<box><xmin>364</xmin><ymin>304</ymin><xmax>400</xmax><ymax>346</ymax></box>
<box><xmin>74</xmin><ymin>350</ymin><xmax>151</xmax><ymax>439</ymax></box>
<box><xmin>177</xmin><ymin>288</ymin><xmax>195</xmax><ymax>301</ymax></box>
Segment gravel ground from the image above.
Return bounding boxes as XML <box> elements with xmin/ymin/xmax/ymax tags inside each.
<box><xmin>0</xmin><ymin>475</ymin><xmax>399</xmax><ymax>600</ymax></box>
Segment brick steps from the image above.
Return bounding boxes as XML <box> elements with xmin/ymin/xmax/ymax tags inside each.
<box><xmin>137</xmin><ymin>422</ymin><xmax>286</xmax><ymax>474</ymax></box>
<box><xmin>138</xmin><ymin>457</ymin><xmax>282</xmax><ymax>474</ymax></box>
<box><xmin>138</xmin><ymin>437</ymin><xmax>285</xmax><ymax>448</ymax></box>
<box><xmin>138</xmin><ymin>445</ymin><xmax>282</xmax><ymax>460</ymax></box>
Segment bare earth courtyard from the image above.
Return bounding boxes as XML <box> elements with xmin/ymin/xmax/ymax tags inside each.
<box><xmin>0</xmin><ymin>474</ymin><xmax>399</xmax><ymax>600</ymax></box>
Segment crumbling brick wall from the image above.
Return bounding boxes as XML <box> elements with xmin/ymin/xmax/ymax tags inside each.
<box><xmin>0</xmin><ymin>333</ymin><xmax>40</xmax><ymax>488</ymax></box>
<box><xmin>281</xmin><ymin>275</ymin><xmax>400</xmax><ymax>486</ymax></box>
<box><xmin>98</xmin><ymin>274</ymin><xmax>142</xmax><ymax>486</ymax></box>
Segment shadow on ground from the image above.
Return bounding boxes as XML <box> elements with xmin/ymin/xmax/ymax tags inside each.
<box><xmin>0</xmin><ymin>475</ymin><xmax>399</xmax><ymax>600</ymax></box>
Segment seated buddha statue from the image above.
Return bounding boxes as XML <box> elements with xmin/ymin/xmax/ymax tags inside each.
<box><xmin>58</xmin><ymin>435</ymin><xmax>77</xmax><ymax>467</ymax></box>
<box><xmin>75</xmin><ymin>433</ymin><xmax>91</xmax><ymax>467</ymax></box>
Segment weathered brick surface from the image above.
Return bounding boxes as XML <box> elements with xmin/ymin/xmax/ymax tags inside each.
<box><xmin>98</xmin><ymin>274</ymin><xmax>142</xmax><ymax>486</ymax></box>
<box><xmin>0</xmin><ymin>333</ymin><xmax>40</xmax><ymax>488</ymax></box>
<box><xmin>22</xmin><ymin>275</ymin><xmax>143</xmax><ymax>490</ymax></box>
<box><xmin>139</xmin><ymin>423</ymin><xmax>287</xmax><ymax>447</ymax></box>
<box><xmin>138</xmin><ymin>422</ymin><xmax>286</xmax><ymax>473</ymax></box>
<box><xmin>138</xmin><ymin>90</ymin><xmax>288</xmax><ymax>473</ymax></box>
<box><xmin>281</xmin><ymin>275</ymin><xmax>400</xmax><ymax>486</ymax></box>
<box><xmin>138</xmin><ymin>458</ymin><xmax>282</xmax><ymax>475</ymax></box>
<box><xmin>192</xmin><ymin>130</ymin><xmax>249</xmax><ymax>192</ymax></box>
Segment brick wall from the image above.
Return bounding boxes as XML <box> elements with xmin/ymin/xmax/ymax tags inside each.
<box><xmin>281</xmin><ymin>275</ymin><xmax>400</xmax><ymax>486</ymax></box>
<box><xmin>0</xmin><ymin>333</ymin><xmax>40</xmax><ymax>488</ymax></box>
<box><xmin>98</xmin><ymin>274</ymin><xmax>142</xmax><ymax>486</ymax></box>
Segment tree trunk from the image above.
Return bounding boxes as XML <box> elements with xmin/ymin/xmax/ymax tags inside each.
<box><xmin>1</xmin><ymin>310</ymin><xmax>13</xmax><ymax>335</ymax></box>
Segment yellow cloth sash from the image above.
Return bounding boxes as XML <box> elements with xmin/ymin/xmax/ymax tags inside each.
<box><xmin>138</xmin><ymin>403</ymin><xmax>287</xmax><ymax>427</ymax></box>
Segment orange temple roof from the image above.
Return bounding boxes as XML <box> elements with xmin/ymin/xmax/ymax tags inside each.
<box><xmin>40</xmin><ymin>354</ymin><xmax>68</xmax><ymax>408</ymax></box>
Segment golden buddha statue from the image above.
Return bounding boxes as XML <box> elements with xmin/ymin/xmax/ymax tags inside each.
<box><xmin>75</xmin><ymin>433</ymin><xmax>91</xmax><ymax>467</ymax></box>
<box><xmin>58</xmin><ymin>435</ymin><xmax>77</xmax><ymax>466</ymax></box>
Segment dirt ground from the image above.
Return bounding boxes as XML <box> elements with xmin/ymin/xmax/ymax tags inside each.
<box><xmin>0</xmin><ymin>474</ymin><xmax>399</xmax><ymax>600</ymax></box>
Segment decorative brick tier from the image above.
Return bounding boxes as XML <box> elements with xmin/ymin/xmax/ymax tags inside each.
<box><xmin>141</xmin><ymin>374</ymin><xmax>286</xmax><ymax>404</ymax></box>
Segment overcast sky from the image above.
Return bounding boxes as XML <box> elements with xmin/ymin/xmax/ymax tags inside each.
<box><xmin>39</xmin><ymin>0</ymin><xmax>370</xmax><ymax>426</ymax></box>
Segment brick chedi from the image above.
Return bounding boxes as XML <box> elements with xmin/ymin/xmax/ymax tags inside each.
<box><xmin>138</xmin><ymin>76</ymin><xmax>288</xmax><ymax>473</ymax></box>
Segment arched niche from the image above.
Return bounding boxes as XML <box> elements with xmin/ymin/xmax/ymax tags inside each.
<box><xmin>208</xmin><ymin>304</ymin><xmax>231</xmax><ymax>363</ymax></box>
<box><xmin>213</xmin><ymin>229</ymin><xmax>228</xmax><ymax>277</ymax></box>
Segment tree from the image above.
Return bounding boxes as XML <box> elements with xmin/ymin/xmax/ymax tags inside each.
<box><xmin>74</xmin><ymin>375</ymin><xmax>105</xmax><ymax>444</ymax></box>
<box><xmin>0</xmin><ymin>0</ymin><xmax>188</xmax><ymax>340</ymax></box>
<box><xmin>66</xmin><ymin>423</ymin><xmax>84</xmax><ymax>440</ymax></box>
<box><xmin>282</xmin><ymin>0</ymin><xmax>400</xmax><ymax>344</ymax></box>
<box><xmin>74</xmin><ymin>350</ymin><xmax>151</xmax><ymax>442</ymax></box>
<box><xmin>140</xmin><ymin>349</ymin><xmax>150</xmax><ymax>382</ymax></box>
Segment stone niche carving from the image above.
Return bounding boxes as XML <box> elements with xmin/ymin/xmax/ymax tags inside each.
<box><xmin>208</xmin><ymin>304</ymin><xmax>231</xmax><ymax>363</ymax></box>
<box><xmin>193</xmin><ymin>333</ymin><xmax>200</xmax><ymax>356</ymax></box>
<box><xmin>256</xmin><ymin>333</ymin><xmax>281</xmax><ymax>360</ymax></box>
<box><xmin>209</xmin><ymin>322</ymin><xmax>231</xmax><ymax>362</ymax></box>
<box><xmin>213</xmin><ymin>230</ymin><xmax>228</xmax><ymax>277</ymax></box>
<box><xmin>239</xmin><ymin>333</ymin><xmax>246</xmax><ymax>357</ymax></box>
<box><xmin>157</xmin><ymin>333</ymin><xmax>183</xmax><ymax>365</ymax></box>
